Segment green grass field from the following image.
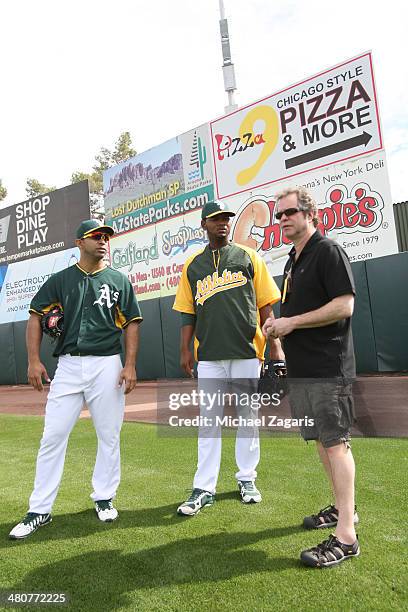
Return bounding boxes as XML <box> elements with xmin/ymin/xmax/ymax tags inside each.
<box><xmin>1</xmin><ymin>414</ymin><xmax>407</xmax><ymax>611</ymax></box>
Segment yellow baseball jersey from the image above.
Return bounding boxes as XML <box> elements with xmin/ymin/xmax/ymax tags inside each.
<box><xmin>173</xmin><ymin>242</ymin><xmax>280</xmax><ymax>361</ymax></box>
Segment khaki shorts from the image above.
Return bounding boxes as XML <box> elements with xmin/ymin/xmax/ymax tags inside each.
<box><xmin>288</xmin><ymin>381</ymin><xmax>355</xmax><ymax>448</ymax></box>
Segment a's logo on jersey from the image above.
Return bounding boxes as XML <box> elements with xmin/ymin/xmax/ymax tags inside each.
<box><xmin>195</xmin><ymin>269</ymin><xmax>247</xmax><ymax>306</ymax></box>
<box><xmin>93</xmin><ymin>284</ymin><xmax>119</xmax><ymax>308</ymax></box>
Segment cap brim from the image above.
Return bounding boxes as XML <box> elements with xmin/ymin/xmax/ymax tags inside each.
<box><xmin>82</xmin><ymin>225</ymin><xmax>115</xmax><ymax>238</ymax></box>
<box><xmin>204</xmin><ymin>211</ymin><xmax>236</xmax><ymax>219</ymax></box>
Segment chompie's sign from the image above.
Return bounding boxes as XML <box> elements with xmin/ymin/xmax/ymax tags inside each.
<box><xmin>229</xmin><ymin>151</ymin><xmax>398</xmax><ymax>275</ymax></box>
<box><xmin>211</xmin><ymin>52</ymin><xmax>382</xmax><ymax>199</ymax></box>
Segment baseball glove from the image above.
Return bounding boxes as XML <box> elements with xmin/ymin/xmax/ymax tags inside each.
<box><xmin>258</xmin><ymin>359</ymin><xmax>288</xmax><ymax>400</ymax></box>
<box><xmin>41</xmin><ymin>306</ymin><xmax>64</xmax><ymax>339</ymax></box>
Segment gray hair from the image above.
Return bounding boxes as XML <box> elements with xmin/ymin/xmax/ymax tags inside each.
<box><xmin>275</xmin><ymin>186</ymin><xmax>320</xmax><ymax>227</ymax></box>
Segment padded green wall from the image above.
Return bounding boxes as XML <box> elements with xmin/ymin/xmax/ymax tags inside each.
<box><xmin>136</xmin><ymin>297</ymin><xmax>166</xmax><ymax>379</ymax></box>
<box><xmin>159</xmin><ymin>296</ymin><xmax>185</xmax><ymax>379</ymax></box>
<box><xmin>0</xmin><ymin>323</ymin><xmax>16</xmax><ymax>384</ymax></box>
<box><xmin>1</xmin><ymin>253</ymin><xmax>407</xmax><ymax>385</ymax></box>
<box><xmin>350</xmin><ymin>261</ymin><xmax>378</xmax><ymax>372</ymax></box>
<box><xmin>365</xmin><ymin>252</ymin><xmax>408</xmax><ymax>371</ymax></box>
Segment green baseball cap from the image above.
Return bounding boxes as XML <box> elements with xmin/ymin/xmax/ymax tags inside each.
<box><xmin>76</xmin><ymin>219</ymin><xmax>115</xmax><ymax>239</ymax></box>
<box><xmin>201</xmin><ymin>200</ymin><xmax>236</xmax><ymax>220</ymax></box>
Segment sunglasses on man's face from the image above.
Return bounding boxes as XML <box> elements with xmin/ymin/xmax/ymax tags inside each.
<box><xmin>86</xmin><ymin>232</ymin><xmax>110</xmax><ymax>242</ymax></box>
<box><xmin>275</xmin><ymin>207</ymin><xmax>301</xmax><ymax>221</ymax></box>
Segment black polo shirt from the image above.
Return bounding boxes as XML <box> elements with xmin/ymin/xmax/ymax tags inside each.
<box><xmin>280</xmin><ymin>231</ymin><xmax>356</xmax><ymax>379</ymax></box>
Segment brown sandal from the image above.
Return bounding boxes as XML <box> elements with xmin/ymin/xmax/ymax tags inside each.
<box><xmin>301</xmin><ymin>534</ymin><xmax>360</xmax><ymax>567</ymax></box>
<box><xmin>303</xmin><ymin>504</ymin><xmax>359</xmax><ymax>529</ymax></box>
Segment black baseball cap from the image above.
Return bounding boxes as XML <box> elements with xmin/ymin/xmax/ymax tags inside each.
<box><xmin>201</xmin><ymin>200</ymin><xmax>236</xmax><ymax>220</ymax></box>
<box><xmin>76</xmin><ymin>219</ymin><xmax>115</xmax><ymax>239</ymax></box>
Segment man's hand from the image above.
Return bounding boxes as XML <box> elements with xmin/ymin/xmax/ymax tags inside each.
<box><xmin>263</xmin><ymin>316</ymin><xmax>296</xmax><ymax>339</ymax></box>
<box><xmin>28</xmin><ymin>361</ymin><xmax>50</xmax><ymax>391</ymax></box>
<box><xmin>118</xmin><ymin>365</ymin><xmax>137</xmax><ymax>394</ymax></box>
<box><xmin>180</xmin><ymin>348</ymin><xmax>194</xmax><ymax>378</ymax></box>
<box><xmin>263</xmin><ymin>294</ymin><xmax>355</xmax><ymax>338</ymax></box>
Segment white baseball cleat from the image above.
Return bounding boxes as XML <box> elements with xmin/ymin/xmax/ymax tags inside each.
<box><xmin>177</xmin><ymin>489</ymin><xmax>215</xmax><ymax>516</ymax></box>
<box><xmin>238</xmin><ymin>480</ymin><xmax>262</xmax><ymax>503</ymax></box>
<box><xmin>95</xmin><ymin>499</ymin><xmax>118</xmax><ymax>522</ymax></box>
<box><xmin>9</xmin><ymin>512</ymin><xmax>52</xmax><ymax>539</ymax></box>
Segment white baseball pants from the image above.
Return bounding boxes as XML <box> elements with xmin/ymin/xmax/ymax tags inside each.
<box><xmin>29</xmin><ymin>354</ymin><xmax>125</xmax><ymax>514</ymax></box>
<box><xmin>193</xmin><ymin>358</ymin><xmax>262</xmax><ymax>494</ymax></box>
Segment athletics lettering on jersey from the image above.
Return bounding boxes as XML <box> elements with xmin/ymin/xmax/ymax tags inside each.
<box><xmin>195</xmin><ymin>269</ymin><xmax>247</xmax><ymax>306</ymax></box>
<box><xmin>93</xmin><ymin>284</ymin><xmax>120</xmax><ymax>308</ymax></box>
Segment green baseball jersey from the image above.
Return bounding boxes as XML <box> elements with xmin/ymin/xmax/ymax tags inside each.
<box><xmin>173</xmin><ymin>242</ymin><xmax>281</xmax><ymax>361</ymax></box>
<box><xmin>30</xmin><ymin>264</ymin><xmax>142</xmax><ymax>357</ymax></box>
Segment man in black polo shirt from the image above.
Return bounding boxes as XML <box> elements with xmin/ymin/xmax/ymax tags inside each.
<box><xmin>263</xmin><ymin>187</ymin><xmax>360</xmax><ymax>568</ymax></box>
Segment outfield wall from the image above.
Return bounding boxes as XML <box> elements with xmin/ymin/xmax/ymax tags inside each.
<box><xmin>96</xmin><ymin>52</ymin><xmax>404</xmax><ymax>384</ymax></box>
<box><xmin>0</xmin><ymin>251</ymin><xmax>406</xmax><ymax>385</ymax></box>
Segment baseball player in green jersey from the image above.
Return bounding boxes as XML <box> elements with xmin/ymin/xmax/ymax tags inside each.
<box><xmin>9</xmin><ymin>220</ymin><xmax>142</xmax><ymax>539</ymax></box>
<box><xmin>174</xmin><ymin>200</ymin><xmax>284</xmax><ymax>516</ymax></box>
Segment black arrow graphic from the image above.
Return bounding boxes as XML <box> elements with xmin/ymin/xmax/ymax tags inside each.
<box><xmin>285</xmin><ymin>131</ymin><xmax>373</xmax><ymax>169</ymax></box>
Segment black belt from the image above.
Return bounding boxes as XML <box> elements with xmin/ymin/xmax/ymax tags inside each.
<box><xmin>68</xmin><ymin>351</ymin><xmax>84</xmax><ymax>356</ymax></box>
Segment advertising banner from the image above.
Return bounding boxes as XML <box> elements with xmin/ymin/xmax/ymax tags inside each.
<box><xmin>103</xmin><ymin>137</ymin><xmax>185</xmax><ymax>220</ymax></box>
<box><xmin>0</xmin><ymin>247</ymin><xmax>79</xmax><ymax>323</ymax></box>
<box><xmin>108</xmin><ymin>184</ymin><xmax>214</xmax><ymax>236</ymax></box>
<box><xmin>0</xmin><ymin>181</ymin><xmax>89</xmax><ymax>266</ymax></box>
<box><xmin>180</xmin><ymin>123</ymin><xmax>213</xmax><ymax>193</ymax></box>
<box><xmin>104</xmin><ymin>53</ymin><xmax>397</xmax><ymax>301</ymax></box>
<box><xmin>104</xmin><ymin>128</ymin><xmax>216</xmax><ymax>237</ymax></box>
<box><xmin>210</xmin><ymin>52</ymin><xmax>382</xmax><ymax>200</ymax></box>
<box><xmin>108</xmin><ymin>210</ymin><xmax>207</xmax><ymax>301</ymax></box>
<box><xmin>229</xmin><ymin>151</ymin><xmax>398</xmax><ymax>276</ymax></box>
<box><xmin>107</xmin><ymin>149</ymin><xmax>397</xmax><ymax>300</ymax></box>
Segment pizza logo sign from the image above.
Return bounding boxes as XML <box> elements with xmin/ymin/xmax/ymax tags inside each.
<box><xmin>214</xmin><ymin>130</ymin><xmax>265</xmax><ymax>160</ymax></box>
<box><xmin>214</xmin><ymin>105</ymin><xmax>280</xmax><ymax>188</ymax></box>
<box><xmin>211</xmin><ymin>54</ymin><xmax>382</xmax><ymax>200</ymax></box>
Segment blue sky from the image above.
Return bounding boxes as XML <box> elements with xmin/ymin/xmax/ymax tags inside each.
<box><xmin>0</xmin><ymin>0</ymin><xmax>406</xmax><ymax>205</ymax></box>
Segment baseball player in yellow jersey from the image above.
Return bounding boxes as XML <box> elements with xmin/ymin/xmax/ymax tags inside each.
<box><xmin>173</xmin><ymin>201</ymin><xmax>284</xmax><ymax>516</ymax></box>
<box><xmin>9</xmin><ymin>220</ymin><xmax>142</xmax><ymax>539</ymax></box>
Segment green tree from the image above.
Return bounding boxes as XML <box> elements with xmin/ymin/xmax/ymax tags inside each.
<box><xmin>26</xmin><ymin>178</ymin><xmax>56</xmax><ymax>199</ymax></box>
<box><xmin>71</xmin><ymin>131</ymin><xmax>136</xmax><ymax>217</ymax></box>
<box><xmin>111</xmin><ymin>131</ymin><xmax>136</xmax><ymax>165</ymax></box>
<box><xmin>0</xmin><ymin>179</ymin><xmax>7</xmax><ymax>202</ymax></box>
